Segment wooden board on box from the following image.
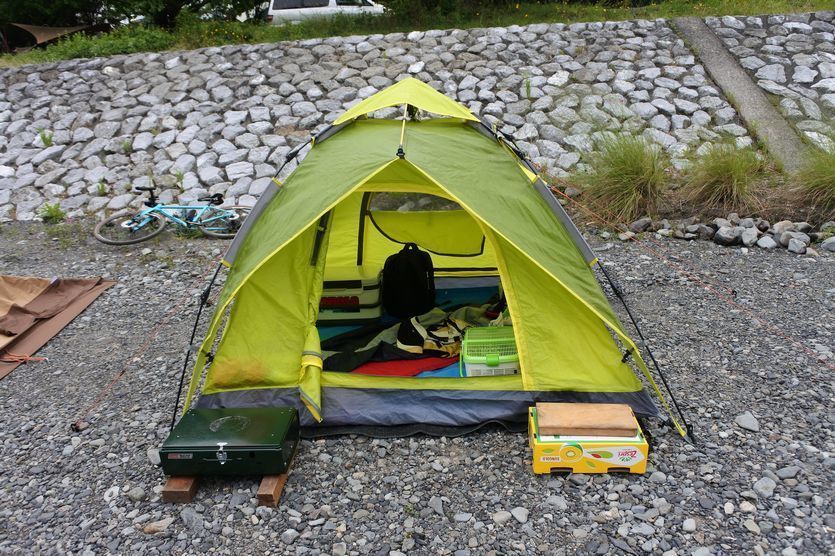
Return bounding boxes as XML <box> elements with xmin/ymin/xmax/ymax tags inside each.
<box><xmin>535</xmin><ymin>402</ymin><xmax>637</xmax><ymax>437</ymax></box>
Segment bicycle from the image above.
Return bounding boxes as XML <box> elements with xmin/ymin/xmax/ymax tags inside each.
<box><xmin>93</xmin><ymin>186</ymin><xmax>252</xmax><ymax>245</ymax></box>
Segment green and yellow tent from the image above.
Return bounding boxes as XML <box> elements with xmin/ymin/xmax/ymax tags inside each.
<box><xmin>183</xmin><ymin>78</ymin><xmax>684</xmax><ymax>435</ymax></box>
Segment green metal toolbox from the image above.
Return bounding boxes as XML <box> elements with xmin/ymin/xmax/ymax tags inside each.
<box><xmin>160</xmin><ymin>407</ymin><xmax>299</xmax><ymax>476</ymax></box>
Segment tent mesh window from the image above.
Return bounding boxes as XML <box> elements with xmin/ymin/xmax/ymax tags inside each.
<box><xmin>369</xmin><ymin>192</ymin><xmax>460</xmax><ymax>211</ymax></box>
<box><xmin>364</xmin><ymin>192</ymin><xmax>484</xmax><ymax>257</ymax></box>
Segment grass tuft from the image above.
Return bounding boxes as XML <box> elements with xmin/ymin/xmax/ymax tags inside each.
<box><xmin>575</xmin><ymin>134</ymin><xmax>667</xmax><ymax>222</ymax></box>
<box><xmin>686</xmin><ymin>144</ymin><xmax>762</xmax><ymax>210</ymax></box>
<box><xmin>38</xmin><ymin>203</ymin><xmax>67</xmax><ymax>224</ymax></box>
<box><xmin>38</xmin><ymin>128</ymin><xmax>54</xmax><ymax>147</ymax></box>
<box><xmin>795</xmin><ymin>148</ymin><xmax>835</xmax><ymax>218</ymax></box>
<box><xmin>173</xmin><ymin>170</ymin><xmax>185</xmax><ymax>191</ymax></box>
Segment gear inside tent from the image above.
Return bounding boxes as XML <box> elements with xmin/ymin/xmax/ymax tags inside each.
<box><xmin>181</xmin><ymin>78</ymin><xmax>686</xmax><ymax>436</ymax></box>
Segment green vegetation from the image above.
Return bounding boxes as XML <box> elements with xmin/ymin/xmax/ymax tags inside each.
<box><xmin>28</xmin><ymin>26</ymin><xmax>176</xmax><ymax>63</ymax></box>
<box><xmin>49</xmin><ymin>220</ymin><xmax>86</xmax><ymax>249</ymax></box>
<box><xmin>686</xmin><ymin>144</ymin><xmax>763</xmax><ymax>210</ymax></box>
<box><xmin>172</xmin><ymin>225</ymin><xmax>204</xmax><ymax>239</ymax></box>
<box><xmin>37</xmin><ymin>128</ymin><xmax>54</xmax><ymax>147</ymax></box>
<box><xmin>2</xmin><ymin>0</ymin><xmax>832</xmax><ymax>67</ymax></box>
<box><xmin>173</xmin><ymin>170</ymin><xmax>185</xmax><ymax>191</ymax></box>
<box><xmin>37</xmin><ymin>202</ymin><xmax>67</xmax><ymax>224</ymax></box>
<box><xmin>0</xmin><ymin>0</ymin><xmax>261</xmax><ymax>28</ymax></box>
<box><xmin>575</xmin><ymin>134</ymin><xmax>667</xmax><ymax>221</ymax></box>
<box><xmin>796</xmin><ymin>148</ymin><xmax>835</xmax><ymax>217</ymax></box>
<box><xmin>96</xmin><ymin>181</ymin><xmax>108</xmax><ymax>196</ymax></box>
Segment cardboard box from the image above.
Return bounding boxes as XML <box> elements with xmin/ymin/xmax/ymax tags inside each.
<box><xmin>528</xmin><ymin>407</ymin><xmax>648</xmax><ymax>474</ymax></box>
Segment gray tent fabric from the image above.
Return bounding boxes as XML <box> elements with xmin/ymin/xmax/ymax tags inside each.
<box><xmin>195</xmin><ymin>386</ymin><xmax>660</xmax><ymax>428</ymax></box>
<box><xmin>300</xmin><ymin>420</ymin><xmax>527</xmax><ymax>439</ymax></box>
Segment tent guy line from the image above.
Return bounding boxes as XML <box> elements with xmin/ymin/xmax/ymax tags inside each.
<box><xmin>550</xmin><ymin>186</ymin><xmax>835</xmax><ymax>374</ymax></box>
<box><xmin>70</xmin><ymin>252</ymin><xmax>225</xmax><ymax>432</ymax></box>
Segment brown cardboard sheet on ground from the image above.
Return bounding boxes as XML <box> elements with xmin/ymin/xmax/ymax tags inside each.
<box><xmin>535</xmin><ymin>402</ymin><xmax>637</xmax><ymax>437</ymax></box>
<box><xmin>0</xmin><ymin>276</ymin><xmax>114</xmax><ymax>380</ymax></box>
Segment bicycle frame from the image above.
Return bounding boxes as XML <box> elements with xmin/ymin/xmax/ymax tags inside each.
<box><xmin>123</xmin><ymin>203</ymin><xmax>239</xmax><ymax>230</ymax></box>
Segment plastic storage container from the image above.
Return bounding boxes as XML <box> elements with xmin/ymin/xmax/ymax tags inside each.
<box><xmin>460</xmin><ymin>326</ymin><xmax>519</xmax><ymax>377</ymax></box>
<box><xmin>318</xmin><ymin>268</ymin><xmax>382</xmax><ymax>325</ymax></box>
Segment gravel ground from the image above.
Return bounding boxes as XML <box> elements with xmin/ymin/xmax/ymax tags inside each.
<box><xmin>0</xmin><ymin>222</ymin><xmax>833</xmax><ymax>555</ymax></box>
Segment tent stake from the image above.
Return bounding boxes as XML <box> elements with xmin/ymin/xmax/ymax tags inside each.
<box><xmin>597</xmin><ymin>262</ymin><xmax>696</xmax><ymax>444</ymax></box>
<box><xmin>170</xmin><ymin>261</ymin><xmax>224</xmax><ymax>431</ymax></box>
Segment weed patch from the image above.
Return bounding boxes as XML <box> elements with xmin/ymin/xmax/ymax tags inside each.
<box><xmin>795</xmin><ymin>148</ymin><xmax>835</xmax><ymax>219</ymax></box>
<box><xmin>38</xmin><ymin>203</ymin><xmax>67</xmax><ymax>224</ymax></box>
<box><xmin>37</xmin><ymin>128</ymin><xmax>54</xmax><ymax>147</ymax></box>
<box><xmin>686</xmin><ymin>144</ymin><xmax>763</xmax><ymax>211</ymax></box>
<box><xmin>574</xmin><ymin>134</ymin><xmax>667</xmax><ymax>221</ymax></box>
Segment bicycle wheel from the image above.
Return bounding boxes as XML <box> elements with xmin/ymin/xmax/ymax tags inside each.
<box><xmin>93</xmin><ymin>212</ymin><xmax>167</xmax><ymax>245</ymax></box>
<box><xmin>198</xmin><ymin>206</ymin><xmax>252</xmax><ymax>239</ymax></box>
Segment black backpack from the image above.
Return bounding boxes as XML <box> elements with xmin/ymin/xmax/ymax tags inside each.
<box><xmin>382</xmin><ymin>243</ymin><xmax>435</xmax><ymax>318</ymax></box>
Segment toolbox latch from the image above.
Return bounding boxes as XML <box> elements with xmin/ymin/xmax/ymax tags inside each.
<box><xmin>216</xmin><ymin>442</ymin><xmax>228</xmax><ymax>465</ymax></box>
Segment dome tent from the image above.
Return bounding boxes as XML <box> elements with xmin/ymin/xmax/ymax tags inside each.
<box><xmin>182</xmin><ymin>78</ymin><xmax>685</xmax><ymax>435</ymax></box>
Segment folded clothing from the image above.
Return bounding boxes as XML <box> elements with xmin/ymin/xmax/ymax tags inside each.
<box><xmin>396</xmin><ymin>316</ymin><xmax>465</xmax><ymax>357</ymax></box>
<box><xmin>323</xmin><ymin>305</ymin><xmax>493</xmax><ymax>373</ymax></box>
<box><xmin>352</xmin><ymin>356</ymin><xmax>459</xmax><ymax>377</ymax></box>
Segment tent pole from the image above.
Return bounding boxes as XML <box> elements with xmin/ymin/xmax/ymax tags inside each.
<box><xmin>396</xmin><ymin>104</ymin><xmax>408</xmax><ymax>158</ymax></box>
<box><xmin>597</xmin><ymin>262</ymin><xmax>696</xmax><ymax>443</ymax></box>
<box><xmin>169</xmin><ymin>261</ymin><xmax>224</xmax><ymax>431</ymax></box>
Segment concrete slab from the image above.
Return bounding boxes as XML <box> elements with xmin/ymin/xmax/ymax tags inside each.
<box><xmin>671</xmin><ymin>17</ymin><xmax>809</xmax><ymax>174</ymax></box>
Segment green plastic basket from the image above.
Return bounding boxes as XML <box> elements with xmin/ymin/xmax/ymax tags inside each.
<box><xmin>460</xmin><ymin>326</ymin><xmax>519</xmax><ymax>377</ymax></box>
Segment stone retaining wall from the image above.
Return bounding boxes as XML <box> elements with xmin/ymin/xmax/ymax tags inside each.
<box><xmin>706</xmin><ymin>11</ymin><xmax>835</xmax><ymax>151</ymax></box>
<box><xmin>0</xmin><ymin>15</ymin><xmax>821</xmax><ymax>222</ymax></box>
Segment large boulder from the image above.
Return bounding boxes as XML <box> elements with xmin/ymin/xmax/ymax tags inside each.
<box><xmin>779</xmin><ymin>231</ymin><xmax>810</xmax><ymax>247</ymax></box>
<box><xmin>713</xmin><ymin>226</ymin><xmax>744</xmax><ymax>246</ymax></box>
<box><xmin>741</xmin><ymin>227</ymin><xmax>759</xmax><ymax>247</ymax></box>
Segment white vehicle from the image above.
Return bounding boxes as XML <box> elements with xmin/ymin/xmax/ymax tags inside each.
<box><xmin>265</xmin><ymin>0</ymin><xmax>385</xmax><ymax>23</ymax></box>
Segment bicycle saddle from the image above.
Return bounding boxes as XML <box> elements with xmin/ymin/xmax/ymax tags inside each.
<box><xmin>198</xmin><ymin>193</ymin><xmax>225</xmax><ymax>206</ymax></box>
<box><xmin>134</xmin><ymin>186</ymin><xmax>156</xmax><ymax>192</ymax></box>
